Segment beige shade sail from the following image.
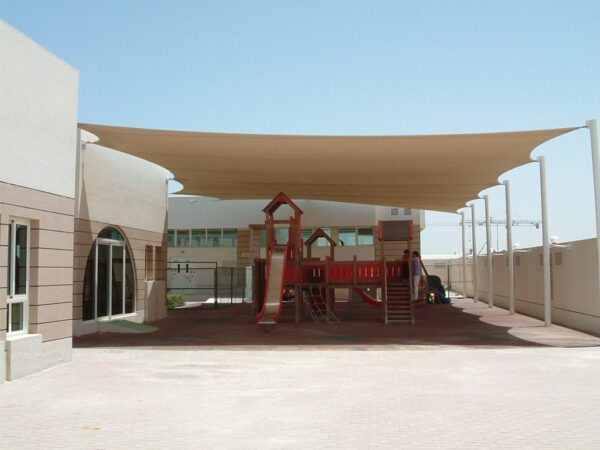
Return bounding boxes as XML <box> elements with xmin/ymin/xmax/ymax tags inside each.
<box><xmin>78</xmin><ymin>123</ymin><xmax>581</xmax><ymax>213</ymax></box>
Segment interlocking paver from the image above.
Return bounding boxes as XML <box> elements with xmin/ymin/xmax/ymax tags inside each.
<box><xmin>2</xmin><ymin>299</ymin><xmax>599</xmax><ymax>448</ymax></box>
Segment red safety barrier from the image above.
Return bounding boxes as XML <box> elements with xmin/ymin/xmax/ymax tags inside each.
<box><xmin>356</xmin><ymin>263</ymin><xmax>382</xmax><ymax>281</ymax></box>
<box><xmin>386</xmin><ymin>262</ymin><xmax>404</xmax><ymax>280</ymax></box>
<box><xmin>284</xmin><ymin>264</ymin><xmax>297</xmax><ymax>282</ymax></box>
<box><xmin>328</xmin><ymin>264</ymin><xmax>353</xmax><ymax>282</ymax></box>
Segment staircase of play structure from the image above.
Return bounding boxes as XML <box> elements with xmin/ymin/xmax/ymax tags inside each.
<box><xmin>385</xmin><ymin>280</ymin><xmax>413</xmax><ymax>324</ymax></box>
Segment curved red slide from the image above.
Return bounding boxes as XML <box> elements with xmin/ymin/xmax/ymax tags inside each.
<box><xmin>352</xmin><ymin>288</ymin><xmax>382</xmax><ymax>308</ymax></box>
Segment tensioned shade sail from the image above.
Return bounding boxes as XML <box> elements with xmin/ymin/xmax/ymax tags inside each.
<box><xmin>78</xmin><ymin>123</ymin><xmax>580</xmax><ymax>213</ymax></box>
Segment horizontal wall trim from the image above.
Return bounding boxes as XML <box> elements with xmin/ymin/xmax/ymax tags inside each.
<box><xmin>0</xmin><ymin>201</ymin><xmax>74</xmax><ymax>218</ymax></box>
<box><xmin>31</xmin><ymin>301</ymin><xmax>73</xmax><ymax>307</ymax></box>
<box><xmin>0</xmin><ymin>180</ymin><xmax>76</xmax><ymax>200</ymax></box>
<box><xmin>31</xmin><ymin>318</ymin><xmax>72</xmax><ymax>326</ymax></box>
<box><xmin>33</xmin><ymin>228</ymin><xmax>74</xmax><ymax>235</ymax></box>
<box><xmin>30</xmin><ymin>283</ymin><xmax>73</xmax><ymax>288</ymax></box>
<box><xmin>75</xmin><ymin>218</ymin><xmax>166</xmax><ymax>236</ymax></box>
<box><xmin>553</xmin><ymin>306</ymin><xmax>600</xmax><ymax>319</ymax></box>
<box><xmin>42</xmin><ymin>335</ymin><xmax>73</xmax><ymax>344</ymax></box>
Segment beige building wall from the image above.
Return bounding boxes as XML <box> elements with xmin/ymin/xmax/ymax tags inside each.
<box><xmin>0</xmin><ymin>20</ymin><xmax>79</xmax><ymax>381</ymax></box>
<box><xmin>73</xmin><ymin>139</ymin><xmax>169</xmax><ymax>335</ymax></box>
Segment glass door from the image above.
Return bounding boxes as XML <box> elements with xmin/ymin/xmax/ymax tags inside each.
<box><xmin>95</xmin><ymin>239</ymin><xmax>127</xmax><ymax>319</ymax></box>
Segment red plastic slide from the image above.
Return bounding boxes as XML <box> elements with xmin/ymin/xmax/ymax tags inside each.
<box><xmin>352</xmin><ymin>288</ymin><xmax>382</xmax><ymax>308</ymax></box>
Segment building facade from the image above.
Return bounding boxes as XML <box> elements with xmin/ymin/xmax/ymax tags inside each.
<box><xmin>0</xmin><ymin>20</ymin><xmax>169</xmax><ymax>381</ymax></box>
<box><xmin>167</xmin><ymin>196</ymin><xmax>425</xmax><ymax>300</ymax></box>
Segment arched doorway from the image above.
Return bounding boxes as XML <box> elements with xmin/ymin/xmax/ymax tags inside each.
<box><xmin>82</xmin><ymin>227</ymin><xmax>136</xmax><ymax>321</ymax></box>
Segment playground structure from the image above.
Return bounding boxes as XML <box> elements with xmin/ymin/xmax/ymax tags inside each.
<box><xmin>254</xmin><ymin>192</ymin><xmax>420</xmax><ymax>325</ymax></box>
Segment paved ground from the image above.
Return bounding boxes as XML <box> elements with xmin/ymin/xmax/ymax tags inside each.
<box><xmin>1</xmin><ymin>298</ymin><xmax>600</xmax><ymax>449</ymax></box>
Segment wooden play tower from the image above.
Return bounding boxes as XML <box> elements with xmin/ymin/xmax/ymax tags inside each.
<box><xmin>253</xmin><ymin>192</ymin><xmax>416</xmax><ymax>325</ymax></box>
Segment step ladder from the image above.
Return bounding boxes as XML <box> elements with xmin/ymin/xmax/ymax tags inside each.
<box><xmin>386</xmin><ymin>280</ymin><xmax>414</xmax><ymax>324</ymax></box>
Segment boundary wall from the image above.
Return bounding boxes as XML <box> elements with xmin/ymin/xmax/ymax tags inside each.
<box><xmin>426</xmin><ymin>238</ymin><xmax>600</xmax><ymax>335</ymax></box>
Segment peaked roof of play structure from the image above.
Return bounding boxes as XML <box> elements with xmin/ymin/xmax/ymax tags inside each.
<box><xmin>78</xmin><ymin>123</ymin><xmax>581</xmax><ymax>213</ymax></box>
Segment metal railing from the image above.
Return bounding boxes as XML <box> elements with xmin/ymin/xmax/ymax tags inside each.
<box><xmin>167</xmin><ymin>261</ymin><xmax>251</xmax><ymax>308</ymax></box>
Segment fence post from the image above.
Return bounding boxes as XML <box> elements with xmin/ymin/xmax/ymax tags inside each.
<box><xmin>214</xmin><ymin>267</ymin><xmax>218</xmax><ymax>309</ymax></box>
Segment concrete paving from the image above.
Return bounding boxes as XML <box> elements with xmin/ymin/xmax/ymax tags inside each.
<box><xmin>1</xmin><ymin>299</ymin><xmax>599</xmax><ymax>449</ymax></box>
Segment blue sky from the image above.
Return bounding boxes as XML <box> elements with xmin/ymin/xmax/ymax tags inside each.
<box><xmin>2</xmin><ymin>0</ymin><xmax>598</xmax><ymax>254</ymax></box>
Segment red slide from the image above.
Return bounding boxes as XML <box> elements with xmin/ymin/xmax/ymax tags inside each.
<box><xmin>352</xmin><ymin>288</ymin><xmax>382</xmax><ymax>308</ymax></box>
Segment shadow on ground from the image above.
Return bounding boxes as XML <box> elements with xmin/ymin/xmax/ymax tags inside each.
<box><xmin>73</xmin><ymin>297</ymin><xmax>600</xmax><ymax>350</ymax></box>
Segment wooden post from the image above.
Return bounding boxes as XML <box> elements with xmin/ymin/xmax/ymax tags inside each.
<box><xmin>295</xmin><ymin>284</ymin><xmax>301</xmax><ymax>324</ymax></box>
<box><xmin>383</xmin><ymin>257</ymin><xmax>388</xmax><ymax>324</ymax></box>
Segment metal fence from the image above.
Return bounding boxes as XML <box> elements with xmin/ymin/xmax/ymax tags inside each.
<box><xmin>167</xmin><ymin>261</ymin><xmax>251</xmax><ymax>307</ymax></box>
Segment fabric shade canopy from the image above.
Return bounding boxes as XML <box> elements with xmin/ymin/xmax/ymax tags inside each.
<box><xmin>78</xmin><ymin>123</ymin><xmax>580</xmax><ymax>213</ymax></box>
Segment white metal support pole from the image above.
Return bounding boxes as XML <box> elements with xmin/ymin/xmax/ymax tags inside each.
<box><xmin>536</xmin><ymin>156</ymin><xmax>551</xmax><ymax>326</ymax></box>
<box><xmin>470</xmin><ymin>203</ymin><xmax>478</xmax><ymax>303</ymax></box>
<box><xmin>483</xmin><ymin>195</ymin><xmax>493</xmax><ymax>308</ymax></box>
<box><xmin>586</xmin><ymin>119</ymin><xmax>600</xmax><ymax>298</ymax></box>
<box><xmin>461</xmin><ymin>211</ymin><xmax>467</xmax><ymax>298</ymax></box>
<box><xmin>502</xmin><ymin>180</ymin><xmax>515</xmax><ymax>315</ymax></box>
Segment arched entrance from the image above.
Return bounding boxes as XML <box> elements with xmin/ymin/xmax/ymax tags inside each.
<box><xmin>82</xmin><ymin>227</ymin><xmax>136</xmax><ymax>321</ymax></box>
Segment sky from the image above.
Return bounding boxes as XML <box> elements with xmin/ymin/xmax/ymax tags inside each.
<box><xmin>1</xmin><ymin>0</ymin><xmax>598</xmax><ymax>255</ymax></box>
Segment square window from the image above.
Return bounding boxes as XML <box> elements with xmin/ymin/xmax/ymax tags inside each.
<box><xmin>9</xmin><ymin>302</ymin><xmax>24</xmax><ymax>332</ymax></box>
<box><xmin>358</xmin><ymin>228</ymin><xmax>373</xmax><ymax>245</ymax></box>
<box><xmin>338</xmin><ymin>228</ymin><xmax>356</xmax><ymax>246</ymax></box>
<box><xmin>191</xmin><ymin>229</ymin><xmax>206</xmax><ymax>247</ymax></box>
<box><xmin>207</xmin><ymin>229</ymin><xmax>221</xmax><ymax>247</ymax></box>
<box><xmin>145</xmin><ymin>245</ymin><xmax>154</xmax><ymax>281</ymax></box>
<box><xmin>301</xmin><ymin>228</ymin><xmax>313</xmax><ymax>243</ymax></box>
<box><xmin>316</xmin><ymin>228</ymin><xmax>332</xmax><ymax>247</ymax></box>
<box><xmin>404</xmin><ymin>208</ymin><xmax>412</xmax><ymax>215</ymax></box>
<box><xmin>7</xmin><ymin>218</ymin><xmax>30</xmax><ymax>334</ymax></box>
<box><xmin>222</xmin><ymin>229</ymin><xmax>237</xmax><ymax>247</ymax></box>
<box><xmin>275</xmin><ymin>228</ymin><xmax>288</xmax><ymax>244</ymax></box>
<box><xmin>176</xmin><ymin>230</ymin><xmax>190</xmax><ymax>247</ymax></box>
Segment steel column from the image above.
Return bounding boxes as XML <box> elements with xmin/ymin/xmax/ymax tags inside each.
<box><xmin>502</xmin><ymin>180</ymin><xmax>515</xmax><ymax>315</ymax></box>
<box><xmin>470</xmin><ymin>203</ymin><xmax>478</xmax><ymax>303</ymax></box>
<box><xmin>536</xmin><ymin>156</ymin><xmax>551</xmax><ymax>326</ymax></box>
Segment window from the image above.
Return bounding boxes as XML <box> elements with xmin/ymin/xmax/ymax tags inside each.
<box><xmin>274</xmin><ymin>228</ymin><xmax>288</xmax><ymax>244</ymax></box>
<box><xmin>338</xmin><ymin>228</ymin><xmax>356</xmax><ymax>246</ymax></box>
<box><xmin>404</xmin><ymin>208</ymin><xmax>412</xmax><ymax>215</ymax></box>
<box><xmin>167</xmin><ymin>230</ymin><xmax>175</xmax><ymax>247</ymax></box>
<box><xmin>82</xmin><ymin>227</ymin><xmax>136</xmax><ymax>321</ymax></box>
<box><xmin>301</xmin><ymin>228</ymin><xmax>313</xmax><ymax>243</ymax></box>
<box><xmin>358</xmin><ymin>228</ymin><xmax>373</xmax><ymax>245</ymax></box>
<box><xmin>316</xmin><ymin>228</ymin><xmax>332</xmax><ymax>247</ymax></box>
<box><xmin>7</xmin><ymin>218</ymin><xmax>30</xmax><ymax>334</ymax></box>
<box><xmin>260</xmin><ymin>229</ymin><xmax>266</xmax><ymax>247</ymax></box>
<box><xmin>207</xmin><ymin>229</ymin><xmax>221</xmax><ymax>247</ymax></box>
<box><xmin>176</xmin><ymin>229</ymin><xmax>190</xmax><ymax>247</ymax></box>
<box><xmin>222</xmin><ymin>229</ymin><xmax>237</xmax><ymax>247</ymax></box>
<box><xmin>145</xmin><ymin>246</ymin><xmax>154</xmax><ymax>280</ymax></box>
<box><xmin>191</xmin><ymin>229</ymin><xmax>206</xmax><ymax>247</ymax></box>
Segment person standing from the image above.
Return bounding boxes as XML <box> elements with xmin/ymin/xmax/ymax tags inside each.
<box><xmin>412</xmin><ymin>251</ymin><xmax>421</xmax><ymax>301</ymax></box>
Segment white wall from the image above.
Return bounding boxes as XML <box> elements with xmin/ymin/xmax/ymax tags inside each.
<box><xmin>0</xmin><ymin>20</ymin><xmax>79</xmax><ymax>198</ymax></box>
<box><xmin>77</xmin><ymin>143</ymin><xmax>169</xmax><ymax>233</ymax></box>
<box><xmin>432</xmin><ymin>239</ymin><xmax>600</xmax><ymax>335</ymax></box>
<box><xmin>169</xmin><ymin>197</ymin><xmax>422</xmax><ymax>229</ymax></box>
